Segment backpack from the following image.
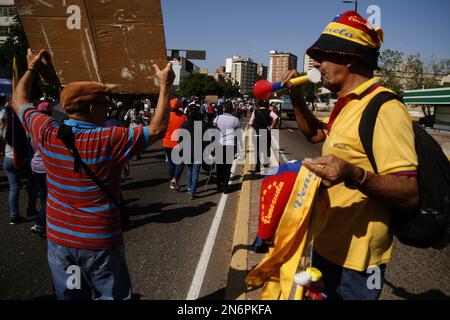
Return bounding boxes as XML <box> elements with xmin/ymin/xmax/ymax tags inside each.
<box><xmin>359</xmin><ymin>91</ymin><xmax>450</xmax><ymax>249</ymax></box>
<box><xmin>253</xmin><ymin>108</ymin><xmax>272</xmax><ymax>130</ymax></box>
<box><xmin>207</xmin><ymin>104</ymin><xmax>215</xmax><ymax>114</ymax></box>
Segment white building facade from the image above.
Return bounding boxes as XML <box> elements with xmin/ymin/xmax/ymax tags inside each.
<box><xmin>230</xmin><ymin>56</ymin><xmax>258</xmax><ymax>95</ymax></box>
<box><xmin>0</xmin><ymin>0</ymin><xmax>14</xmax><ymax>44</ymax></box>
<box><xmin>303</xmin><ymin>53</ymin><xmax>315</xmax><ymax>73</ymax></box>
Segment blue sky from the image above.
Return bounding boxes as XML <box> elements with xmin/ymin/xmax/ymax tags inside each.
<box><xmin>161</xmin><ymin>0</ymin><xmax>450</xmax><ymax>72</ymax></box>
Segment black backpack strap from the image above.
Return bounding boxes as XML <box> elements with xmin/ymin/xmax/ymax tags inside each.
<box><xmin>57</xmin><ymin>123</ymin><xmax>122</xmax><ymax>212</ymax></box>
<box><xmin>358</xmin><ymin>91</ymin><xmax>402</xmax><ymax>174</ymax></box>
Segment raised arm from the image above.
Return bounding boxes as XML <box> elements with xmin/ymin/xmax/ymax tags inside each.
<box><xmin>147</xmin><ymin>62</ymin><xmax>175</xmax><ymax>143</ymax></box>
<box><xmin>12</xmin><ymin>49</ymin><xmax>47</xmax><ymax>115</ymax></box>
<box><xmin>281</xmin><ymin>69</ymin><xmax>327</xmax><ymax>143</ymax></box>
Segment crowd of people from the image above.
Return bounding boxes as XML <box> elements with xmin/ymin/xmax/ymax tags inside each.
<box><xmin>1</xmin><ymin>52</ymin><xmax>261</xmax><ymax>298</ymax></box>
<box><xmin>1</xmin><ymin>89</ymin><xmax>262</xmax><ymax>229</ymax></box>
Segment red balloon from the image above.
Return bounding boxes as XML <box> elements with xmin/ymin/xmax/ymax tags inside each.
<box><xmin>253</xmin><ymin>80</ymin><xmax>273</xmax><ymax>100</ymax></box>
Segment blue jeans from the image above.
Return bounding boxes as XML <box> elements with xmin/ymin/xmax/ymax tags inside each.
<box><xmin>312</xmin><ymin>251</ymin><xmax>386</xmax><ymax>300</ymax></box>
<box><xmin>164</xmin><ymin>147</ymin><xmax>184</xmax><ymax>181</ymax></box>
<box><xmin>186</xmin><ymin>164</ymin><xmax>201</xmax><ymax>196</ymax></box>
<box><xmin>33</xmin><ymin>172</ymin><xmax>47</xmax><ymax>228</ymax></box>
<box><xmin>3</xmin><ymin>157</ymin><xmax>38</xmax><ymax>219</ymax></box>
<box><xmin>47</xmin><ymin>240</ymin><xmax>132</xmax><ymax>300</ymax></box>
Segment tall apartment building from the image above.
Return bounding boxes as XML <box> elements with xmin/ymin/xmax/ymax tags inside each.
<box><xmin>268</xmin><ymin>50</ymin><xmax>298</xmax><ymax>83</ymax></box>
<box><xmin>257</xmin><ymin>63</ymin><xmax>268</xmax><ymax>81</ymax></box>
<box><xmin>0</xmin><ymin>0</ymin><xmax>14</xmax><ymax>44</ymax></box>
<box><xmin>210</xmin><ymin>66</ymin><xmax>230</xmax><ymax>82</ymax></box>
<box><xmin>216</xmin><ymin>66</ymin><xmax>226</xmax><ymax>74</ymax></box>
<box><xmin>303</xmin><ymin>53</ymin><xmax>315</xmax><ymax>73</ymax></box>
<box><xmin>225</xmin><ymin>57</ymin><xmax>233</xmax><ymax>73</ymax></box>
<box><xmin>230</xmin><ymin>56</ymin><xmax>258</xmax><ymax>95</ymax></box>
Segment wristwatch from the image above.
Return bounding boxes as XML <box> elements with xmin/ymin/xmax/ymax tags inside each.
<box><xmin>345</xmin><ymin>167</ymin><xmax>367</xmax><ymax>189</ymax></box>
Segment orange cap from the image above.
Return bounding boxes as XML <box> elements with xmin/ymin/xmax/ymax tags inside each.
<box><xmin>170</xmin><ymin>98</ymin><xmax>179</xmax><ymax>108</ymax></box>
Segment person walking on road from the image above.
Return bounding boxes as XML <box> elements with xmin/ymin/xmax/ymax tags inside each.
<box><xmin>12</xmin><ymin>48</ymin><xmax>175</xmax><ymax>300</ymax></box>
<box><xmin>124</xmin><ymin>100</ymin><xmax>146</xmax><ymax>160</ymax></box>
<box><xmin>29</xmin><ymin>101</ymin><xmax>55</xmax><ymax>237</ymax></box>
<box><xmin>180</xmin><ymin>104</ymin><xmax>209</xmax><ymax>199</ymax></box>
<box><xmin>249</xmin><ymin>100</ymin><xmax>278</xmax><ymax>172</ymax></box>
<box><xmin>2</xmin><ymin>104</ymin><xmax>38</xmax><ymax>225</ymax></box>
<box><xmin>163</xmin><ymin>98</ymin><xmax>187</xmax><ymax>191</ymax></box>
<box><xmin>282</xmin><ymin>11</ymin><xmax>419</xmax><ymax>300</ymax></box>
<box><xmin>213</xmin><ymin>101</ymin><xmax>240</xmax><ymax>193</ymax></box>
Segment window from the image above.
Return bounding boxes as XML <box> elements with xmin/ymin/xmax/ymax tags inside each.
<box><xmin>0</xmin><ymin>26</ymin><xmax>10</xmax><ymax>37</ymax></box>
<box><xmin>0</xmin><ymin>6</ymin><xmax>14</xmax><ymax>17</ymax></box>
<box><xmin>7</xmin><ymin>6</ymin><xmax>15</xmax><ymax>16</ymax></box>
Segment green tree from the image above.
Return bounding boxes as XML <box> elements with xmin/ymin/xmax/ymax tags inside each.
<box><xmin>378</xmin><ymin>49</ymin><xmax>404</xmax><ymax>94</ymax></box>
<box><xmin>217</xmin><ymin>78</ymin><xmax>241</xmax><ymax>98</ymax></box>
<box><xmin>378</xmin><ymin>49</ymin><xmax>450</xmax><ymax>92</ymax></box>
<box><xmin>179</xmin><ymin>73</ymin><xmax>220</xmax><ymax>99</ymax></box>
<box><xmin>403</xmin><ymin>53</ymin><xmax>425</xmax><ymax>90</ymax></box>
<box><xmin>424</xmin><ymin>58</ymin><xmax>450</xmax><ymax>89</ymax></box>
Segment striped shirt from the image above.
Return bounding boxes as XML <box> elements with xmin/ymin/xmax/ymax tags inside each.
<box><xmin>20</xmin><ymin>104</ymin><xmax>150</xmax><ymax>250</ymax></box>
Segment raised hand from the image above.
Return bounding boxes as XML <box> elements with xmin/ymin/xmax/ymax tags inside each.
<box><xmin>152</xmin><ymin>62</ymin><xmax>175</xmax><ymax>88</ymax></box>
<box><xmin>26</xmin><ymin>48</ymin><xmax>48</xmax><ymax>71</ymax></box>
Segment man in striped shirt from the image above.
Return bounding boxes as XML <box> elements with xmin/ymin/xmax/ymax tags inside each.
<box><xmin>12</xmin><ymin>49</ymin><xmax>175</xmax><ymax>300</ymax></box>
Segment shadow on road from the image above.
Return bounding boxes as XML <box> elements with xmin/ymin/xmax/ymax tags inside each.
<box><xmin>225</xmin><ymin>266</ymin><xmax>253</xmax><ymax>300</ymax></box>
<box><xmin>126</xmin><ymin>201</ymin><xmax>216</xmax><ymax>230</ymax></box>
<box><xmin>198</xmin><ymin>288</ymin><xmax>226</xmax><ymax>300</ymax></box>
<box><xmin>122</xmin><ymin>178</ymin><xmax>167</xmax><ymax>191</ymax></box>
<box><xmin>130</xmin><ymin>155</ymin><xmax>166</xmax><ymax>166</ymax></box>
<box><xmin>384</xmin><ymin>279</ymin><xmax>450</xmax><ymax>300</ymax></box>
<box><xmin>126</xmin><ymin>201</ymin><xmax>174</xmax><ymax>217</ymax></box>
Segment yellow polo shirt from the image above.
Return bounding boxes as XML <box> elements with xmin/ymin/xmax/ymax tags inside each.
<box><xmin>314</xmin><ymin>77</ymin><xmax>418</xmax><ymax>272</ymax></box>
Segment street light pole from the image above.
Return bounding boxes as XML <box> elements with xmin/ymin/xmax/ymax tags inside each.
<box><xmin>343</xmin><ymin>0</ymin><xmax>358</xmax><ymax>12</ymax></box>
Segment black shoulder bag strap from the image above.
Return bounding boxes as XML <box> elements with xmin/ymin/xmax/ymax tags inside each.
<box><xmin>57</xmin><ymin>123</ymin><xmax>122</xmax><ymax>212</ymax></box>
<box><xmin>358</xmin><ymin>91</ymin><xmax>402</xmax><ymax>173</ymax></box>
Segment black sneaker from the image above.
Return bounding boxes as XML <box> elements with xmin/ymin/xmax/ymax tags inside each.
<box><xmin>9</xmin><ymin>216</ymin><xmax>27</xmax><ymax>225</ymax></box>
<box><xmin>30</xmin><ymin>224</ymin><xmax>46</xmax><ymax>237</ymax></box>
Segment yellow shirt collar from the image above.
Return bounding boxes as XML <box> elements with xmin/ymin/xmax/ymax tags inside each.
<box><xmin>345</xmin><ymin>77</ymin><xmax>382</xmax><ymax>97</ymax></box>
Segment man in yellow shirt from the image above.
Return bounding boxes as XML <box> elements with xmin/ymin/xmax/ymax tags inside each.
<box><xmin>281</xmin><ymin>11</ymin><xmax>419</xmax><ymax>299</ymax></box>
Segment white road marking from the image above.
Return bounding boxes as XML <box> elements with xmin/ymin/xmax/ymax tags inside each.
<box><xmin>186</xmin><ymin>128</ymin><xmax>247</xmax><ymax>300</ymax></box>
<box><xmin>272</xmin><ymin>134</ymin><xmax>289</xmax><ymax>163</ymax></box>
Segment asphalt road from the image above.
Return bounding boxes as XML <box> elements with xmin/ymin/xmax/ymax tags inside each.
<box><xmin>0</xmin><ymin>137</ymin><xmax>242</xmax><ymax>300</ymax></box>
